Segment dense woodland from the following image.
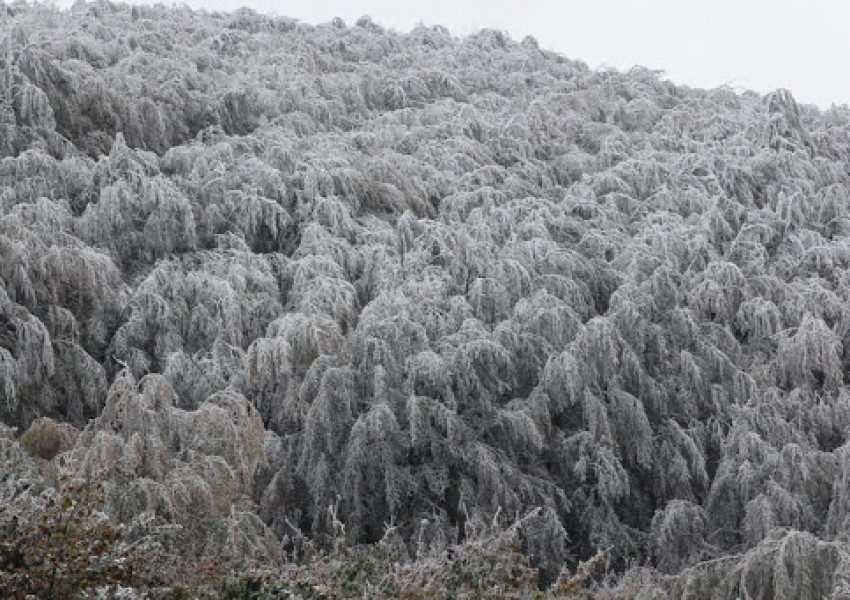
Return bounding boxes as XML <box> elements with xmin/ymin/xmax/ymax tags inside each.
<box><xmin>3</xmin><ymin>1</ymin><xmax>850</xmax><ymax>597</ymax></box>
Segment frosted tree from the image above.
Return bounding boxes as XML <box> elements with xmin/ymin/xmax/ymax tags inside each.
<box><xmin>355</xmin><ymin>242</ymin><xmax>402</xmax><ymax>304</ymax></box>
<box><xmin>467</xmin><ymin>276</ymin><xmax>512</xmax><ymax>324</ymax></box>
<box><xmin>341</xmin><ymin>403</ymin><xmax>409</xmax><ymax>542</ymax></box>
<box><xmin>735</xmin><ymin>296</ymin><xmax>782</xmax><ymax>346</ymax></box>
<box><xmin>78</xmin><ymin>175</ymin><xmax>196</xmax><ymax>270</ymax></box>
<box><xmin>687</xmin><ymin>260</ymin><xmax>746</xmax><ymax>323</ymax></box>
<box><xmin>764</xmin><ymin>89</ymin><xmax>811</xmax><ymax>152</ymax></box>
<box><xmin>296</xmin><ymin>366</ymin><xmax>356</xmax><ymax>536</ymax></box>
<box><xmin>440</xmin><ymin>324</ymin><xmax>514</xmax><ymax>408</ymax></box>
<box><xmin>66</xmin><ymin>369</ymin><xmax>280</xmax><ymax>569</ymax></box>
<box><xmin>664</xmin><ymin>530</ymin><xmax>844</xmax><ymax>600</ymax></box>
<box><xmin>263</xmin><ymin>312</ymin><xmax>344</xmax><ymax>376</ymax></box>
<box><xmin>164</xmin><ymin>342</ymin><xmax>245</xmax><ymax>411</ymax></box>
<box><xmin>512</xmin><ymin>289</ymin><xmax>582</xmax><ymax>352</ymax></box>
<box><xmin>776</xmin><ymin>313</ymin><xmax>843</xmax><ymax>390</ymax></box>
<box><xmin>651</xmin><ymin>499</ymin><xmax>710</xmax><ymax>573</ymax></box>
<box><xmin>292</xmin><ymin>275</ymin><xmax>358</xmax><ymax>333</ymax></box>
<box><xmin>606</xmin><ymin>388</ymin><xmax>653</xmax><ymax>470</ymax></box>
<box><xmin>211</xmin><ymin>189</ymin><xmax>292</xmax><ymax>253</ymax></box>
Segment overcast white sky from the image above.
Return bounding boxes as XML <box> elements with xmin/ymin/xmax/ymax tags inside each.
<box><xmin>61</xmin><ymin>0</ymin><xmax>850</xmax><ymax>108</ymax></box>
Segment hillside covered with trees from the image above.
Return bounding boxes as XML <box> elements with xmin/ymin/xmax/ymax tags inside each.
<box><xmin>3</xmin><ymin>1</ymin><xmax>850</xmax><ymax>597</ymax></box>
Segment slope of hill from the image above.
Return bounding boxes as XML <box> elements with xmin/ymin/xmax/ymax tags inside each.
<box><xmin>3</xmin><ymin>1</ymin><xmax>850</xmax><ymax>596</ymax></box>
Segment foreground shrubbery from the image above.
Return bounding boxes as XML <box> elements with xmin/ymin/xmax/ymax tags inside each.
<box><xmin>0</xmin><ymin>474</ymin><xmax>144</xmax><ymax>598</ymax></box>
<box><xmin>0</xmin><ymin>465</ymin><xmax>604</xmax><ymax>599</ymax></box>
<box><xmin>219</xmin><ymin>510</ymin><xmax>606</xmax><ymax>599</ymax></box>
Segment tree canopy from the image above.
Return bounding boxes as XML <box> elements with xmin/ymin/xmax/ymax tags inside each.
<box><xmin>3</xmin><ymin>1</ymin><xmax>850</xmax><ymax>596</ymax></box>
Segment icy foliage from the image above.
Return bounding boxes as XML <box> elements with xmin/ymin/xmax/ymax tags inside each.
<box><xmin>663</xmin><ymin>530</ymin><xmax>845</xmax><ymax>600</ymax></box>
<box><xmin>3</xmin><ymin>2</ymin><xmax>850</xmax><ymax>595</ymax></box>
<box><xmin>69</xmin><ymin>370</ymin><xmax>281</xmax><ymax>566</ymax></box>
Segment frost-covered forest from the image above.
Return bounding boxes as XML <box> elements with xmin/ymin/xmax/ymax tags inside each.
<box><xmin>4</xmin><ymin>1</ymin><xmax>850</xmax><ymax>597</ymax></box>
